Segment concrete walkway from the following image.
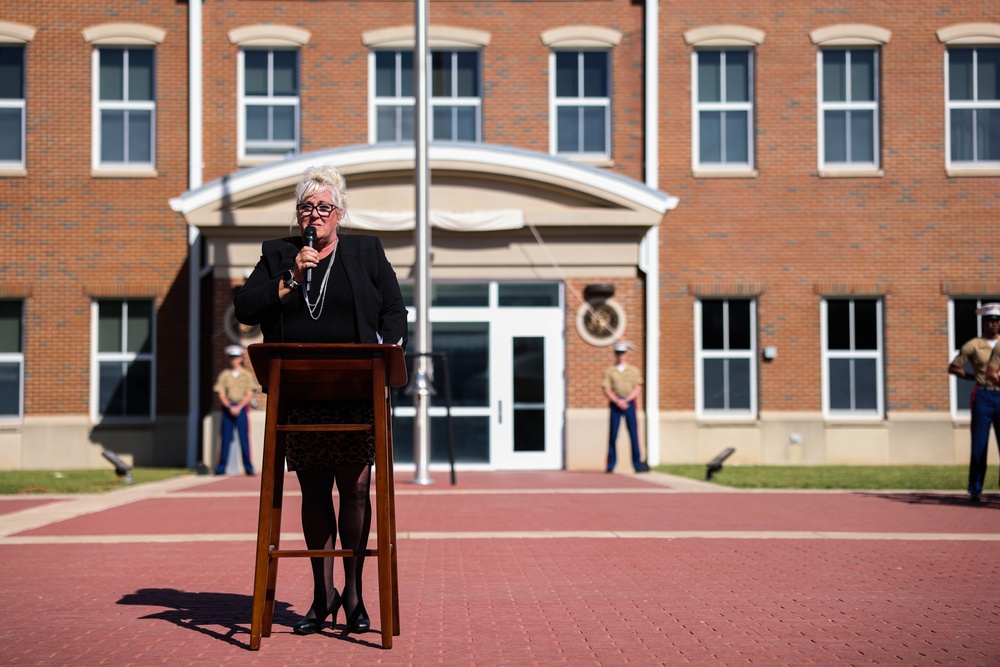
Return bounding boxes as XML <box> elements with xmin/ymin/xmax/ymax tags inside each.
<box><xmin>0</xmin><ymin>470</ymin><xmax>997</xmax><ymax>666</ymax></box>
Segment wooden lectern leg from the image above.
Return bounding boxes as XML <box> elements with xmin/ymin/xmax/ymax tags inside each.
<box><xmin>372</xmin><ymin>360</ymin><xmax>394</xmax><ymax>649</ymax></box>
<box><xmin>250</xmin><ymin>357</ymin><xmax>284</xmax><ymax>650</ymax></box>
<box><xmin>386</xmin><ymin>392</ymin><xmax>401</xmax><ymax>636</ymax></box>
<box><xmin>261</xmin><ymin>434</ymin><xmax>286</xmax><ymax>636</ymax></box>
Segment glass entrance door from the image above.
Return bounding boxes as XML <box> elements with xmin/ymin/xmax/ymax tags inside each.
<box><xmin>490</xmin><ymin>311</ymin><xmax>564</xmax><ymax>469</ymax></box>
<box><xmin>392</xmin><ymin>282</ymin><xmax>564</xmax><ymax>470</ymax></box>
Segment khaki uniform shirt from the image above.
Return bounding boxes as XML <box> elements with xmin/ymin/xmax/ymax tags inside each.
<box><xmin>213</xmin><ymin>368</ymin><xmax>260</xmax><ymax>404</ymax></box>
<box><xmin>601</xmin><ymin>364</ymin><xmax>643</xmax><ymax>399</ymax></box>
<box><xmin>952</xmin><ymin>338</ymin><xmax>1000</xmax><ymax>387</ymax></box>
<box><xmin>986</xmin><ymin>342</ymin><xmax>1000</xmax><ymax>378</ymax></box>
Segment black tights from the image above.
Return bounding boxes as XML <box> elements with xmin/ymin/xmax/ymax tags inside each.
<box><xmin>296</xmin><ymin>464</ymin><xmax>372</xmax><ymax>619</ymax></box>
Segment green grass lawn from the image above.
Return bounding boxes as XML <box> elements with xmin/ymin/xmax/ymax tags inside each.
<box><xmin>654</xmin><ymin>464</ymin><xmax>971</xmax><ymax>490</ymax></box>
<box><xmin>0</xmin><ymin>465</ymin><xmax>976</xmax><ymax>493</ymax></box>
<box><xmin>0</xmin><ymin>468</ymin><xmax>193</xmax><ymax>495</ymax></box>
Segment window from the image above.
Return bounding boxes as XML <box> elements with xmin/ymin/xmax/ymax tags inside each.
<box><xmin>949</xmin><ymin>298</ymin><xmax>1000</xmax><ymax>417</ymax></box>
<box><xmin>0</xmin><ymin>301</ymin><xmax>23</xmax><ymax>420</ymax></box>
<box><xmin>947</xmin><ymin>47</ymin><xmax>1000</xmax><ymax>166</ymax></box>
<box><xmin>372</xmin><ymin>50</ymin><xmax>482</xmax><ymax>143</ymax></box>
<box><xmin>694</xmin><ymin>50</ymin><xmax>753</xmax><ymax>169</ymax></box>
<box><xmin>696</xmin><ymin>299</ymin><xmax>756</xmax><ymax>416</ymax></box>
<box><xmin>95</xmin><ymin>47</ymin><xmax>155</xmax><ymax>167</ymax></box>
<box><xmin>431</xmin><ymin>51</ymin><xmax>481</xmax><ymax>142</ymax></box>
<box><xmin>822</xmin><ymin>299</ymin><xmax>882</xmax><ymax>417</ymax></box>
<box><xmin>552</xmin><ymin>50</ymin><xmax>610</xmax><ymax>158</ymax></box>
<box><xmin>819</xmin><ymin>48</ymin><xmax>879</xmax><ymax>168</ymax></box>
<box><xmin>373</xmin><ymin>50</ymin><xmax>414</xmax><ymax>143</ymax></box>
<box><xmin>240</xmin><ymin>49</ymin><xmax>299</xmax><ymax>158</ymax></box>
<box><xmin>0</xmin><ymin>46</ymin><xmax>25</xmax><ymax>168</ymax></box>
<box><xmin>93</xmin><ymin>300</ymin><xmax>154</xmax><ymax>420</ymax></box>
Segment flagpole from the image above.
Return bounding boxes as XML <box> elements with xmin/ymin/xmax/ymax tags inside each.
<box><xmin>410</xmin><ymin>0</ymin><xmax>434</xmax><ymax>485</ymax></box>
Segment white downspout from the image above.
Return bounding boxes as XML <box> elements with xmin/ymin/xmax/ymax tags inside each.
<box><xmin>643</xmin><ymin>0</ymin><xmax>661</xmax><ymax>465</ymax></box>
<box><xmin>186</xmin><ymin>0</ymin><xmax>204</xmax><ymax>469</ymax></box>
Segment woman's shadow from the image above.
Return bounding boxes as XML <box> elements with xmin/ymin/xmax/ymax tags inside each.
<box><xmin>117</xmin><ymin>588</ymin><xmax>295</xmax><ymax>649</ymax></box>
<box><xmin>117</xmin><ymin>588</ymin><xmax>384</xmax><ymax>649</ymax></box>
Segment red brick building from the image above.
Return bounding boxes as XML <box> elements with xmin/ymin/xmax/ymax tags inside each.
<box><xmin>1</xmin><ymin>2</ymin><xmax>998</xmax><ymax>472</ymax></box>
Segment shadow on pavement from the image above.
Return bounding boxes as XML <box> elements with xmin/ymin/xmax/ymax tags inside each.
<box><xmin>116</xmin><ymin>588</ymin><xmax>385</xmax><ymax>650</ymax></box>
<box><xmin>859</xmin><ymin>491</ymin><xmax>1000</xmax><ymax>509</ymax></box>
<box><xmin>117</xmin><ymin>588</ymin><xmax>293</xmax><ymax>649</ymax></box>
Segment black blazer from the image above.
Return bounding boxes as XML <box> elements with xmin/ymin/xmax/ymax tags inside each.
<box><xmin>234</xmin><ymin>233</ymin><xmax>408</xmax><ymax>350</ymax></box>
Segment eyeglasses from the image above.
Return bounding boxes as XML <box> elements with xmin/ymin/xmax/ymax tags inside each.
<box><xmin>296</xmin><ymin>203</ymin><xmax>337</xmax><ymax>217</ymax></box>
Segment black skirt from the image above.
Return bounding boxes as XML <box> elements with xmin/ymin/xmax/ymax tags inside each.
<box><xmin>284</xmin><ymin>400</ymin><xmax>375</xmax><ymax>470</ymax></box>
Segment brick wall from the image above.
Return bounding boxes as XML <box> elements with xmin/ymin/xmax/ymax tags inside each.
<box><xmin>1</xmin><ymin>1</ymin><xmax>191</xmax><ymax>415</ymax></box>
<box><xmin>658</xmin><ymin>2</ymin><xmax>1000</xmax><ymax>414</ymax></box>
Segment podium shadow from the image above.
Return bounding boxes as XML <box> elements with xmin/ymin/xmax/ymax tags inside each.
<box><xmin>117</xmin><ymin>588</ymin><xmax>295</xmax><ymax>649</ymax></box>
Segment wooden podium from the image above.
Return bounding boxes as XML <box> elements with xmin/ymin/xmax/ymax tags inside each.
<box><xmin>246</xmin><ymin>343</ymin><xmax>407</xmax><ymax>650</ymax></box>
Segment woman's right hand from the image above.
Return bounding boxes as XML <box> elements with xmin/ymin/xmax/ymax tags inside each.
<box><xmin>292</xmin><ymin>246</ymin><xmax>317</xmax><ymax>283</ymax></box>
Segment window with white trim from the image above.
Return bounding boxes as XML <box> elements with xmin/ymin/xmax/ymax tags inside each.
<box><xmin>948</xmin><ymin>298</ymin><xmax>1000</xmax><ymax>417</ymax></box>
<box><xmin>239</xmin><ymin>49</ymin><xmax>299</xmax><ymax>158</ymax></box>
<box><xmin>947</xmin><ymin>47</ymin><xmax>1000</xmax><ymax>166</ymax></box>
<box><xmin>822</xmin><ymin>298</ymin><xmax>883</xmax><ymax>417</ymax></box>
<box><xmin>696</xmin><ymin>299</ymin><xmax>756</xmax><ymax>416</ymax></box>
<box><xmin>431</xmin><ymin>50</ymin><xmax>481</xmax><ymax>142</ymax></box>
<box><xmin>0</xmin><ymin>46</ymin><xmax>25</xmax><ymax>168</ymax></box>
<box><xmin>373</xmin><ymin>50</ymin><xmax>413</xmax><ymax>143</ymax></box>
<box><xmin>95</xmin><ymin>47</ymin><xmax>155</xmax><ymax>167</ymax></box>
<box><xmin>819</xmin><ymin>48</ymin><xmax>879</xmax><ymax>168</ymax></box>
<box><xmin>93</xmin><ymin>299</ymin><xmax>155</xmax><ymax>420</ymax></box>
<box><xmin>372</xmin><ymin>50</ymin><xmax>482</xmax><ymax>143</ymax></box>
<box><xmin>694</xmin><ymin>50</ymin><xmax>753</xmax><ymax>169</ymax></box>
<box><xmin>551</xmin><ymin>50</ymin><xmax>610</xmax><ymax>158</ymax></box>
<box><xmin>0</xmin><ymin>300</ymin><xmax>24</xmax><ymax>421</ymax></box>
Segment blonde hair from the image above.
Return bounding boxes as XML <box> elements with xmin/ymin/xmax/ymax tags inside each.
<box><xmin>291</xmin><ymin>164</ymin><xmax>349</xmax><ymax>226</ymax></box>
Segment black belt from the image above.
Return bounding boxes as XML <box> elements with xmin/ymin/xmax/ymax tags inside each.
<box><xmin>977</xmin><ymin>385</ymin><xmax>1000</xmax><ymax>391</ymax></box>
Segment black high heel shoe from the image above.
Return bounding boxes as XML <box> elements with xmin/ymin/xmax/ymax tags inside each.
<box><xmin>344</xmin><ymin>600</ymin><xmax>370</xmax><ymax>634</ymax></box>
<box><xmin>328</xmin><ymin>590</ymin><xmax>343</xmax><ymax>624</ymax></box>
<box><xmin>293</xmin><ymin>591</ymin><xmax>341</xmax><ymax>635</ymax></box>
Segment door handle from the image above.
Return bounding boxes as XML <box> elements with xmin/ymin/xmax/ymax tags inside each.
<box><xmin>498</xmin><ymin>400</ymin><xmax>502</xmax><ymax>424</ymax></box>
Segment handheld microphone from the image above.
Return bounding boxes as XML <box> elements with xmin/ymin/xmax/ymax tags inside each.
<box><xmin>303</xmin><ymin>225</ymin><xmax>317</xmax><ymax>292</ymax></box>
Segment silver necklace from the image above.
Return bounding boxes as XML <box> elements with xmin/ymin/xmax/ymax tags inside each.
<box><xmin>303</xmin><ymin>244</ymin><xmax>338</xmax><ymax>321</ymax></box>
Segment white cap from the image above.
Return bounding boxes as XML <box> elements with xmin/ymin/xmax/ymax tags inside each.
<box><xmin>977</xmin><ymin>303</ymin><xmax>1000</xmax><ymax>317</ymax></box>
<box><xmin>613</xmin><ymin>342</ymin><xmax>629</xmax><ymax>353</ymax></box>
<box><xmin>225</xmin><ymin>345</ymin><xmax>244</xmax><ymax>357</ymax></box>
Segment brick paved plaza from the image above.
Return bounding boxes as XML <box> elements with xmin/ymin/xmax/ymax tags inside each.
<box><xmin>0</xmin><ymin>471</ymin><xmax>997</xmax><ymax>666</ymax></box>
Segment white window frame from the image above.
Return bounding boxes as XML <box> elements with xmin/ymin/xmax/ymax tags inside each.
<box><xmin>691</xmin><ymin>49</ymin><xmax>754</xmax><ymax>173</ymax></box>
<box><xmin>237</xmin><ymin>48</ymin><xmax>300</xmax><ymax>161</ymax></box>
<box><xmin>369</xmin><ymin>50</ymin><xmax>413</xmax><ymax>144</ymax></box>
<box><xmin>368</xmin><ymin>49</ymin><xmax>483</xmax><ymax>144</ymax></box>
<box><xmin>90</xmin><ymin>299</ymin><xmax>156</xmax><ymax>423</ymax></box>
<box><xmin>945</xmin><ymin>46</ymin><xmax>1000</xmax><ymax>169</ymax></box>
<box><xmin>0</xmin><ymin>300</ymin><xmax>24</xmax><ymax>423</ymax></box>
<box><xmin>821</xmin><ymin>298</ymin><xmax>884</xmax><ymax>419</ymax></box>
<box><xmin>92</xmin><ymin>46</ymin><xmax>156</xmax><ymax>171</ymax></box>
<box><xmin>694</xmin><ymin>298</ymin><xmax>757</xmax><ymax>418</ymax></box>
<box><xmin>0</xmin><ymin>44</ymin><xmax>26</xmax><ymax>171</ymax></box>
<box><xmin>549</xmin><ymin>49</ymin><xmax>611</xmax><ymax>160</ymax></box>
<box><xmin>817</xmin><ymin>48</ymin><xmax>880</xmax><ymax>170</ymax></box>
<box><xmin>430</xmin><ymin>50</ymin><xmax>482</xmax><ymax>143</ymax></box>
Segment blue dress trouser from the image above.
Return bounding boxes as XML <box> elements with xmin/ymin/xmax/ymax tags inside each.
<box><xmin>968</xmin><ymin>387</ymin><xmax>1000</xmax><ymax>495</ymax></box>
<box><xmin>607</xmin><ymin>399</ymin><xmax>643</xmax><ymax>472</ymax></box>
<box><xmin>217</xmin><ymin>404</ymin><xmax>254</xmax><ymax>475</ymax></box>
